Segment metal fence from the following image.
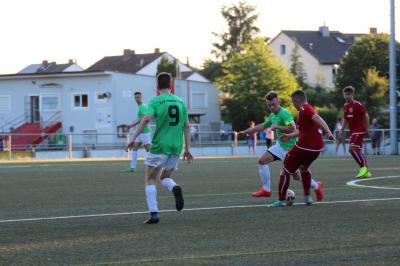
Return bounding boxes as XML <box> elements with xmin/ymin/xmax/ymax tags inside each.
<box><xmin>0</xmin><ymin>129</ymin><xmax>399</xmax><ymax>160</ymax></box>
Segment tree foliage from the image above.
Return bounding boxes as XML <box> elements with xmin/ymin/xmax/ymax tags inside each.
<box><xmin>216</xmin><ymin>38</ymin><xmax>298</xmax><ymax>130</ymax></box>
<box><xmin>334</xmin><ymin>33</ymin><xmax>398</xmax><ymax>109</ymax></box>
<box><xmin>201</xmin><ymin>1</ymin><xmax>260</xmax><ymax>82</ymax></box>
<box><xmin>290</xmin><ymin>38</ymin><xmax>307</xmax><ymax>86</ymax></box>
<box><xmin>157</xmin><ymin>56</ymin><xmax>179</xmax><ymax>77</ymax></box>
<box><xmin>361</xmin><ymin>67</ymin><xmax>389</xmax><ymax>119</ymax></box>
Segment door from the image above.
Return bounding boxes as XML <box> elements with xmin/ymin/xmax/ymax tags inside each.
<box><xmin>30</xmin><ymin>96</ymin><xmax>40</xmax><ymax>123</ymax></box>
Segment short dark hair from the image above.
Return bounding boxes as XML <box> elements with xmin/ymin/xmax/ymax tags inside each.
<box><xmin>134</xmin><ymin>92</ymin><xmax>142</xmax><ymax>96</ymax></box>
<box><xmin>343</xmin><ymin>86</ymin><xmax>355</xmax><ymax>94</ymax></box>
<box><xmin>157</xmin><ymin>72</ymin><xmax>172</xmax><ymax>89</ymax></box>
<box><xmin>291</xmin><ymin>89</ymin><xmax>307</xmax><ymax>101</ymax></box>
<box><xmin>265</xmin><ymin>91</ymin><xmax>278</xmax><ymax>101</ymax></box>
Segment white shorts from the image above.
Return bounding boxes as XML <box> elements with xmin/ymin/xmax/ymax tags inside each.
<box><xmin>135</xmin><ymin>132</ymin><xmax>152</xmax><ymax>145</ymax></box>
<box><xmin>144</xmin><ymin>153</ymin><xmax>180</xmax><ymax>171</ymax></box>
<box><xmin>267</xmin><ymin>141</ymin><xmax>289</xmax><ymax>161</ymax></box>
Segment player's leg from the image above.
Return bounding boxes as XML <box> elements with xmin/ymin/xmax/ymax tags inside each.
<box><xmin>269</xmin><ymin>146</ymin><xmax>301</xmax><ymax>207</ymax></box>
<box><xmin>129</xmin><ymin>141</ymin><xmax>142</xmax><ymax>172</ymax></box>
<box><xmin>252</xmin><ymin>151</ymin><xmax>276</xmax><ymax>197</ymax></box>
<box><xmin>142</xmin><ymin>154</ymin><xmax>167</xmax><ymax>224</ymax></box>
<box><xmin>298</xmin><ymin>151</ymin><xmax>320</xmax><ymax>205</ymax></box>
<box><xmin>349</xmin><ymin>134</ymin><xmax>370</xmax><ymax>178</ymax></box>
<box><xmin>293</xmin><ymin>169</ymin><xmax>323</xmax><ymax>201</ymax></box>
<box><xmin>160</xmin><ymin>155</ymin><xmax>184</xmax><ymax>211</ymax></box>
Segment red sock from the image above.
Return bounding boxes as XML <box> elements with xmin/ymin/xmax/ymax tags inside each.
<box><xmin>300</xmin><ymin>170</ymin><xmax>312</xmax><ymax>196</ymax></box>
<box><xmin>278</xmin><ymin>173</ymin><xmax>291</xmax><ymax>201</ymax></box>
<box><xmin>350</xmin><ymin>149</ymin><xmax>367</xmax><ymax>167</ymax></box>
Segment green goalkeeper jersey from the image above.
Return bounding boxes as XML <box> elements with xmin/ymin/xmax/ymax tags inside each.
<box><xmin>263</xmin><ymin>107</ymin><xmax>297</xmax><ymax>151</ymax></box>
<box><xmin>146</xmin><ymin>93</ymin><xmax>188</xmax><ymax>156</ymax></box>
<box><xmin>137</xmin><ymin>103</ymin><xmax>151</xmax><ymax>134</ymax></box>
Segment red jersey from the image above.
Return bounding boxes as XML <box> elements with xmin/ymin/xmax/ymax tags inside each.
<box><xmin>343</xmin><ymin>101</ymin><xmax>367</xmax><ymax>134</ymax></box>
<box><xmin>296</xmin><ymin>103</ymin><xmax>324</xmax><ymax>151</ymax></box>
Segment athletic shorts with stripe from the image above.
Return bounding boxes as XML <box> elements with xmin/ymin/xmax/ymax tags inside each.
<box><xmin>283</xmin><ymin>145</ymin><xmax>320</xmax><ymax>174</ymax></box>
<box><xmin>349</xmin><ymin>133</ymin><xmax>365</xmax><ymax>149</ymax></box>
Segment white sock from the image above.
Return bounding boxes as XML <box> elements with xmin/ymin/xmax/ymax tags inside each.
<box><xmin>311</xmin><ymin>179</ymin><xmax>318</xmax><ymax>190</ymax></box>
<box><xmin>259</xmin><ymin>164</ymin><xmax>271</xmax><ymax>192</ymax></box>
<box><xmin>130</xmin><ymin>151</ymin><xmax>138</xmax><ymax>169</ymax></box>
<box><xmin>145</xmin><ymin>184</ymin><xmax>158</xmax><ymax>213</ymax></box>
<box><xmin>161</xmin><ymin>177</ymin><xmax>177</xmax><ymax>192</ymax></box>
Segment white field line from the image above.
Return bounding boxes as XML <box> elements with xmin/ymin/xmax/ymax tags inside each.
<box><xmin>1</xmin><ymin>197</ymin><xmax>400</xmax><ymax>224</ymax></box>
<box><xmin>346</xmin><ymin>175</ymin><xmax>400</xmax><ymax>190</ymax></box>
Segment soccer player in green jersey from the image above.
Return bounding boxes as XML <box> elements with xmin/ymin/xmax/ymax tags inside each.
<box><xmin>240</xmin><ymin>91</ymin><xmax>323</xmax><ymax>201</ymax></box>
<box><xmin>122</xmin><ymin>92</ymin><xmax>152</xmax><ymax>172</ymax></box>
<box><xmin>126</xmin><ymin>72</ymin><xmax>193</xmax><ymax>224</ymax></box>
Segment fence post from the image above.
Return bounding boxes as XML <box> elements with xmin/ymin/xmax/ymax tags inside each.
<box><xmin>8</xmin><ymin>134</ymin><xmax>12</xmax><ymax>160</ymax></box>
<box><xmin>68</xmin><ymin>133</ymin><xmax>72</xmax><ymax>159</ymax></box>
<box><xmin>126</xmin><ymin>133</ymin><xmax>130</xmax><ymax>159</ymax></box>
<box><xmin>233</xmin><ymin>131</ymin><xmax>238</xmax><ymax>156</ymax></box>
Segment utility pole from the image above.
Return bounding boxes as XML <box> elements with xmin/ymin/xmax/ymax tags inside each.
<box><xmin>389</xmin><ymin>0</ymin><xmax>398</xmax><ymax>154</ymax></box>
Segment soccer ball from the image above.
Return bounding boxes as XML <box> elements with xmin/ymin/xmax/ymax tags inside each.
<box><xmin>286</xmin><ymin>189</ymin><xmax>296</xmax><ymax>206</ymax></box>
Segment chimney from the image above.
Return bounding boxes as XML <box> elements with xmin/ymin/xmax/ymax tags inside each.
<box><xmin>68</xmin><ymin>59</ymin><xmax>74</xmax><ymax>64</ymax></box>
<box><xmin>154</xmin><ymin>48</ymin><xmax>160</xmax><ymax>54</ymax></box>
<box><xmin>369</xmin><ymin>27</ymin><xmax>377</xmax><ymax>34</ymax></box>
<box><xmin>42</xmin><ymin>60</ymin><xmax>48</xmax><ymax>67</ymax></box>
<box><xmin>319</xmin><ymin>26</ymin><xmax>330</xmax><ymax>37</ymax></box>
<box><xmin>123</xmin><ymin>49</ymin><xmax>135</xmax><ymax>57</ymax></box>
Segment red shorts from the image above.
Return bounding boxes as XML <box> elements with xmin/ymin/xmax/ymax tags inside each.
<box><xmin>349</xmin><ymin>133</ymin><xmax>365</xmax><ymax>149</ymax></box>
<box><xmin>283</xmin><ymin>145</ymin><xmax>320</xmax><ymax>174</ymax></box>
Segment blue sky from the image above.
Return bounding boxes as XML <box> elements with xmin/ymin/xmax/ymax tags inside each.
<box><xmin>0</xmin><ymin>0</ymin><xmax>394</xmax><ymax>74</ymax></box>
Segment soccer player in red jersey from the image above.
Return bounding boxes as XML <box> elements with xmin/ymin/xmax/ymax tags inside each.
<box><xmin>269</xmin><ymin>90</ymin><xmax>334</xmax><ymax>207</ymax></box>
<box><xmin>340</xmin><ymin>86</ymin><xmax>371</xmax><ymax>178</ymax></box>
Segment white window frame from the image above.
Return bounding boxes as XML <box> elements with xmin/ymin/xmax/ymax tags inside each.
<box><xmin>40</xmin><ymin>93</ymin><xmax>61</xmax><ymax>112</ymax></box>
<box><xmin>190</xmin><ymin>91</ymin><xmax>208</xmax><ymax>109</ymax></box>
<box><xmin>72</xmin><ymin>92</ymin><xmax>90</xmax><ymax>110</ymax></box>
<box><xmin>0</xmin><ymin>95</ymin><xmax>11</xmax><ymax>113</ymax></box>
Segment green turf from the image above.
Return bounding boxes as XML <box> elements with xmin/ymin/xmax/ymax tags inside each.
<box><xmin>0</xmin><ymin>156</ymin><xmax>400</xmax><ymax>265</ymax></box>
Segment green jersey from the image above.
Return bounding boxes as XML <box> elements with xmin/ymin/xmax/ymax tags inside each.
<box><xmin>146</xmin><ymin>93</ymin><xmax>188</xmax><ymax>156</ymax></box>
<box><xmin>263</xmin><ymin>107</ymin><xmax>297</xmax><ymax>151</ymax></box>
<box><xmin>137</xmin><ymin>103</ymin><xmax>151</xmax><ymax>134</ymax></box>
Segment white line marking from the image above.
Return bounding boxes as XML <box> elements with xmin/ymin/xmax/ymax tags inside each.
<box><xmin>346</xmin><ymin>175</ymin><xmax>400</xmax><ymax>190</ymax></box>
<box><xmin>1</xmin><ymin>197</ymin><xmax>400</xmax><ymax>224</ymax></box>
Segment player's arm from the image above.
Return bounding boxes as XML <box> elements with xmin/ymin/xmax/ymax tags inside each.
<box><xmin>312</xmin><ymin>114</ymin><xmax>334</xmax><ymax>140</ymax></box>
<box><xmin>239</xmin><ymin>123</ymin><xmax>265</xmax><ymax>135</ymax></box>
<box><xmin>363</xmin><ymin>112</ymin><xmax>370</xmax><ymax>134</ymax></box>
<box><xmin>280</xmin><ymin>129</ymin><xmax>299</xmax><ymax>141</ymax></box>
<box><xmin>270</xmin><ymin>123</ymin><xmax>296</xmax><ymax>133</ymax></box>
<box><xmin>340</xmin><ymin>118</ymin><xmax>347</xmax><ymax>137</ymax></box>
<box><xmin>183</xmin><ymin>120</ymin><xmax>193</xmax><ymax>164</ymax></box>
<box><xmin>125</xmin><ymin>115</ymin><xmax>151</xmax><ymax>151</ymax></box>
<box><xmin>127</xmin><ymin>120</ymin><xmax>140</xmax><ymax>129</ymax></box>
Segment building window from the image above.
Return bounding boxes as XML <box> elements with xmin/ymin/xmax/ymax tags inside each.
<box><xmin>41</xmin><ymin>95</ymin><xmax>60</xmax><ymax>111</ymax></box>
<box><xmin>73</xmin><ymin>93</ymin><xmax>89</xmax><ymax>108</ymax></box>
<box><xmin>191</xmin><ymin>92</ymin><xmax>207</xmax><ymax>109</ymax></box>
<box><xmin>0</xmin><ymin>95</ymin><xmax>11</xmax><ymax>112</ymax></box>
<box><xmin>280</xmin><ymin>44</ymin><xmax>286</xmax><ymax>55</ymax></box>
<box><xmin>332</xmin><ymin>65</ymin><xmax>339</xmax><ymax>81</ymax></box>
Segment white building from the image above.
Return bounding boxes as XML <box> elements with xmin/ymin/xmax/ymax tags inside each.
<box><xmin>0</xmin><ymin>50</ymin><xmax>221</xmax><ymax>150</ymax></box>
<box><xmin>269</xmin><ymin>26</ymin><xmax>369</xmax><ymax>88</ymax></box>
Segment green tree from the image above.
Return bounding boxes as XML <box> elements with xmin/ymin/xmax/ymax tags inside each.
<box><xmin>334</xmin><ymin>33</ymin><xmax>399</xmax><ymax>109</ymax></box>
<box><xmin>361</xmin><ymin>67</ymin><xmax>388</xmax><ymax>119</ymax></box>
<box><xmin>157</xmin><ymin>56</ymin><xmax>179</xmax><ymax>77</ymax></box>
<box><xmin>201</xmin><ymin>1</ymin><xmax>260</xmax><ymax>82</ymax></box>
<box><xmin>216</xmin><ymin>37</ymin><xmax>298</xmax><ymax>130</ymax></box>
<box><xmin>290</xmin><ymin>38</ymin><xmax>307</xmax><ymax>86</ymax></box>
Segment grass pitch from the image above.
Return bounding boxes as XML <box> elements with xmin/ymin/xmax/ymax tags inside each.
<box><xmin>0</xmin><ymin>156</ymin><xmax>400</xmax><ymax>265</ymax></box>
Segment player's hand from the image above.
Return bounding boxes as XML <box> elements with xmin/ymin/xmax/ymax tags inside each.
<box><xmin>280</xmin><ymin>134</ymin><xmax>291</xmax><ymax>141</ymax></box>
<box><xmin>327</xmin><ymin>132</ymin><xmax>334</xmax><ymax>141</ymax></box>
<box><xmin>183</xmin><ymin>150</ymin><xmax>193</xmax><ymax>164</ymax></box>
<box><xmin>125</xmin><ymin>141</ymin><xmax>135</xmax><ymax>152</ymax></box>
